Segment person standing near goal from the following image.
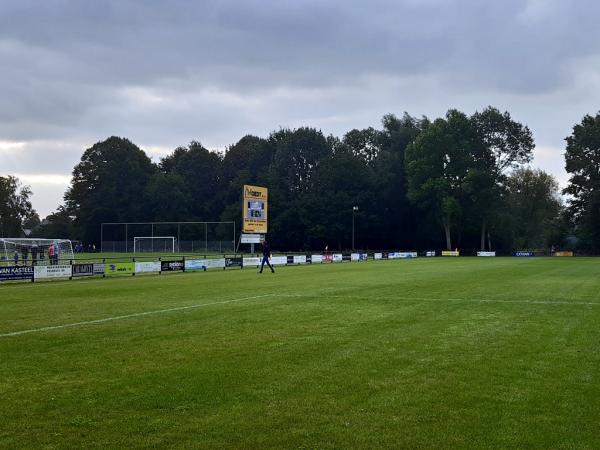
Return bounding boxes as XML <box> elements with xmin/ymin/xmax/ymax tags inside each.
<box><xmin>259</xmin><ymin>239</ymin><xmax>275</xmax><ymax>274</ymax></box>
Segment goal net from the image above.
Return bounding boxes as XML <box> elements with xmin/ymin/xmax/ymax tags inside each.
<box><xmin>133</xmin><ymin>236</ymin><xmax>176</xmax><ymax>253</ymax></box>
<box><xmin>0</xmin><ymin>238</ymin><xmax>74</xmax><ymax>266</ymax></box>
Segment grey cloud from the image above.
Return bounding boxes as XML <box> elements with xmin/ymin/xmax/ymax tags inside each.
<box><xmin>1</xmin><ymin>0</ymin><xmax>600</xmax><ymax>215</ymax></box>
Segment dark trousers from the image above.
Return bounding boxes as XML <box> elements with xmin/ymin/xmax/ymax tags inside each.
<box><xmin>260</xmin><ymin>256</ymin><xmax>274</xmax><ymax>273</ymax></box>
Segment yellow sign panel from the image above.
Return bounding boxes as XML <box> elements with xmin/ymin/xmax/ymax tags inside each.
<box><xmin>242</xmin><ymin>185</ymin><xmax>268</xmax><ymax>234</ymax></box>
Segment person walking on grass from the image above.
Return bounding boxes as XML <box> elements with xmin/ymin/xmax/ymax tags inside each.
<box><xmin>259</xmin><ymin>239</ymin><xmax>275</xmax><ymax>274</ymax></box>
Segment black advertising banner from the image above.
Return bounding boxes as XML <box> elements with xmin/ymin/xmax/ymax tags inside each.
<box><xmin>287</xmin><ymin>255</ymin><xmax>294</xmax><ymax>265</ymax></box>
<box><xmin>225</xmin><ymin>257</ymin><xmax>243</xmax><ymax>268</ymax></box>
<box><xmin>161</xmin><ymin>260</ymin><xmax>184</xmax><ymax>271</ymax></box>
<box><xmin>306</xmin><ymin>255</ymin><xmax>312</xmax><ymax>264</ymax></box>
<box><xmin>0</xmin><ymin>266</ymin><xmax>34</xmax><ymax>281</ymax></box>
<box><xmin>72</xmin><ymin>263</ymin><xmax>94</xmax><ymax>277</ymax></box>
<box><xmin>342</xmin><ymin>254</ymin><xmax>351</xmax><ymax>262</ymax></box>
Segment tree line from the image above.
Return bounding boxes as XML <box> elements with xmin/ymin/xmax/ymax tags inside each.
<box><xmin>2</xmin><ymin>107</ymin><xmax>600</xmax><ymax>253</ymax></box>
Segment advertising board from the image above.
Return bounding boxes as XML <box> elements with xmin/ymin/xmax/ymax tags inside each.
<box><xmin>161</xmin><ymin>260</ymin><xmax>184</xmax><ymax>271</ymax></box>
<box><xmin>0</xmin><ymin>266</ymin><xmax>34</xmax><ymax>281</ymax></box>
<box><xmin>374</xmin><ymin>253</ymin><xmax>383</xmax><ymax>260</ymax></box>
<box><xmin>34</xmin><ymin>265</ymin><xmax>72</xmax><ymax>280</ymax></box>
<box><xmin>72</xmin><ymin>263</ymin><xmax>94</xmax><ymax>277</ymax></box>
<box><xmin>426</xmin><ymin>251</ymin><xmax>436</xmax><ymax>257</ymax></box>
<box><xmin>477</xmin><ymin>252</ymin><xmax>496</xmax><ymax>257</ymax></box>
<box><xmin>242</xmin><ymin>257</ymin><xmax>261</xmax><ymax>267</ymax></box>
<box><xmin>311</xmin><ymin>254</ymin><xmax>323</xmax><ymax>263</ymax></box>
<box><xmin>225</xmin><ymin>257</ymin><xmax>243</xmax><ymax>268</ymax></box>
<box><xmin>389</xmin><ymin>252</ymin><xmax>418</xmax><ymax>259</ymax></box>
<box><xmin>554</xmin><ymin>251</ymin><xmax>574</xmax><ymax>257</ymax></box>
<box><xmin>323</xmin><ymin>254</ymin><xmax>333</xmax><ymax>263</ymax></box>
<box><xmin>204</xmin><ymin>258</ymin><xmax>226</xmax><ymax>269</ymax></box>
<box><xmin>242</xmin><ymin>185</ymin><xmax>268</xmax><ymax>234</ymax></box>
<box><xmin>514</xmin><ymin>251</ymin><xmax>535</xmax><ymax>257</ymax></box>
<box><xmin>185</xmin><ymin>259</ymin><xmax>206</xmax><ymax>271</ymax></box>
<box><xmin>105</xmin><ymin>262</ymin><xmax>135</xmax><ymax>275</ymax></box>
<box><xmin>270</xmin><ymin>256</ymin><xmax>288</xmax><ymax>266</ymax></box>
<box><xmin>135</xmin><ymin>261</ymin><xmax>161</xmax><ymax>273</ymax></box>
<box><xmin>332</xmin><ymin>253</ymin><xmax>343</xmax><ymax>262</ymax></box>
<box><xmin>441</xmin><ymin>250</ymin><xmax>460</xmax><ymax>257</ymax></box>
<box><xmin>93</xmin><ymin>264</ymin><xmax>105</xmax><ymax>276</ymax></box>
<box><xmin>240</xmin><ymin>233</ymin><xmax>263</xmax><ymax>244</ymax></box>
<box><xmin>293</xmin><ymin>255</ymin><xmax>307</xmax><ymax>264</ymax></box>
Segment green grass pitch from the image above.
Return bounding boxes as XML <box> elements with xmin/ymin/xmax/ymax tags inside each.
<box><xmin>1</xmin><ymin>258</ymin><xmax>599</xmax><ymax>448</ymax></box>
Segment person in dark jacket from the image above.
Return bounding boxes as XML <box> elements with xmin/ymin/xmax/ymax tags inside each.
<box><xmin>259</xmin><ymin>239</ymin><xmax>275</xmax><ymax>274</ymax></box>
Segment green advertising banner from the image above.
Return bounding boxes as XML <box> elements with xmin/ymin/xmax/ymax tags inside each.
<box><xmin>104</xmin><ymin>262</ymin><xmax>135</xmax><ymax>275</ymax></box>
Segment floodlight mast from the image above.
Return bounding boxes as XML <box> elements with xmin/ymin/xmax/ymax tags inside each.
<box><xmin>352</xmin><ymin>206</ymin><xmax>359</xmax><ymax>251</ymax></box>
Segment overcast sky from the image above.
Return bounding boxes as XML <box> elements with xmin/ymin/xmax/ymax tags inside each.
<box><xmin>1</xmin><ymin>0</ymin><xmax>599</xmax><ymax>217</ymax></box>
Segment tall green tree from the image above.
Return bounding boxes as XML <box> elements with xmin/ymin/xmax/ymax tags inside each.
<box><xmin>372</xmin><ymin>113</ymin><xmax>427</xmax><ymax>248</ymax></box>
<box><xmin>219</xmin><ymin>135</ymin><xmax>274</xmax><ymax>228</ymax></box>
<box><xmin>267</xmin><ymin>128</ymin><xmax>332</xmax><ymax>249</ymax></box>
<box><xmin>302</xmin><ymin>151</ymin><xmax>375</xmax><ymax>250</ymax></box>
<box><xmin>65</xmin><ymin>136</ymin><xmax>156</xmax><ymax>244</ymax></box>
<box><xmin>469</xmin><ymin>107</ymin><xmax>535</xmax><ymax>250</ymax></box>
<box><xmin>564</xmin><ymin>112</ymin><xmax>600</xmax><ymax>251</ymax></box>
<box><xmin>35</xmin><ymin>206</ymin><xmax>73</xmax><ymax>239</ymax></box>
<box><xmin>406</xmin><ymin>110</ymin><xmax>482</xmax><ymax>249</ymax></box>
<box><xmin>160</xmin><ymin>141</ymin><xmax>222</xmax><ymax>221</ymax></box>
<box><xmin>0</xmin><ymin>175</ymin><xmax>36</xmax><ymax>237</ymax></box>
<box><xmin>504</xmin><ymin>168</ymin><xmax>563</xmax><ymax>250</ymax></box>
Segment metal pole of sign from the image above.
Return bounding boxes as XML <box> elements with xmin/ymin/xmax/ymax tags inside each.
<box><xmin>352</xmin><ymin>206</ymin><xmax>358</xmax><ymax>251</ymax></box>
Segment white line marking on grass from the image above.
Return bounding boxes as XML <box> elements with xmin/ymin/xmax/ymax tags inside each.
<box><xmin>0</xmin><ymin>294</ymin><xmax>275</xmax><ymax>338</ymax></box>
<box><xmin>277</xmin><ymin>293</ymin><xmax>600</xmax><ymax>306</ymax></box>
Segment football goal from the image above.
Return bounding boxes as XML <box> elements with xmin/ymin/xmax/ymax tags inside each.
<box><xmin>0</xmin><ymin>238</ymin><xmax>74</xmax><ymax>266</ymax></box>
<box><xmin>133</xmin><ymin>236</ymin><xmax>176</xmax><ymax>253</ymax></box>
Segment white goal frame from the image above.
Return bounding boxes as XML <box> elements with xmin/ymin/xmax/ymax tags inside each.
<box><xmin>133</xmin><ymin>236</ymin><xmax>176</xmax><ymax>253</ymax></box>
<box><xmin>0</xmin><ymin>238</ymin><xmax>74</xmax><ymax>266</ymax></box>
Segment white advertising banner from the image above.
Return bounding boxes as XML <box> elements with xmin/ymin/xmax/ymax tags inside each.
<box><xmin>34</xmin><ymin>264</ymin><xmax>72</xmax><ymax>280</ymax></box>
<box><xmin>240</xmin><ymin>234</ymin><xmax>263</xmax><ymax>244</ymax></box>
<box><xmin>332</xmin><ymin>253</ymin><xmax>343</xmax><ymax>262</ymax></box>
<box><xmin>135</xmin><ymin>261</ymin><xmax>161</xmax><ymax>273</ymax></box>
<box><xmin>293</xmin><ymin>255</ymin><xmax>307</xmax><ymax>264</ymax></box>
<box><xmin>270</xmin><ymin>256</ymin><xmax>288</xmax><ymax>265</ymax></box>
<box><xmin>374</xmin><ymin>252</ymin><xmax>383</xmax><ymax>260</ymax></box>
<box><xmin>243</xmin><ymin>257</ymin><xmax>261</xmax><ymax>267</ymax></box>
<box><xmin>351</xmin><ymin>253</ymin><xmax>360</xmax><ymax>261</ymax></box>
<box><xmin>426</xmin><ymin>251</ymin><xmax>436</xmax><ymax>257</ymax></box>
<box><xmin>204</xmin><ymin>258</ymin><xmax>226</xmax><ymax>269</ymax></box>
<box><xmin>185</xmin><ymin>259</ymin><xmax>206</xmax><ymax>271</ymax></box>
<box><xmin>477</xmin><ymin>251</ymin><xmax>496</xmax><ymax>257</ymax></box>
<box><xmin>311</xmin><ymin>254</ymin><xmax>323</xmax><ymax>263</ymax></box>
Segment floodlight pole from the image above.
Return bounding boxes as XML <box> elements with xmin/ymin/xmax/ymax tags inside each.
<box><xmin>352</xmin><ymin>206</ymin><xmax>358</xmax><ymax>251</ymax></box>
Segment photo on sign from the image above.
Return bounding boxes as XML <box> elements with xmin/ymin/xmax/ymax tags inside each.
<box><xmin>247</xmin><ymin>200</ymin><xmax>265</xmax><ymax>219</ymax></box>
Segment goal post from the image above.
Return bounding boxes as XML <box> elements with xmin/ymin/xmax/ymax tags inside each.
<box><xmin>133</xmin><ymin>236</ymin><xmax>176</xmax><ymax>253</ymax></box>
<box><xmin>0</xmin><ymin>238</ymin><xmax>74</xmax><ymax>266</ymax></box>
